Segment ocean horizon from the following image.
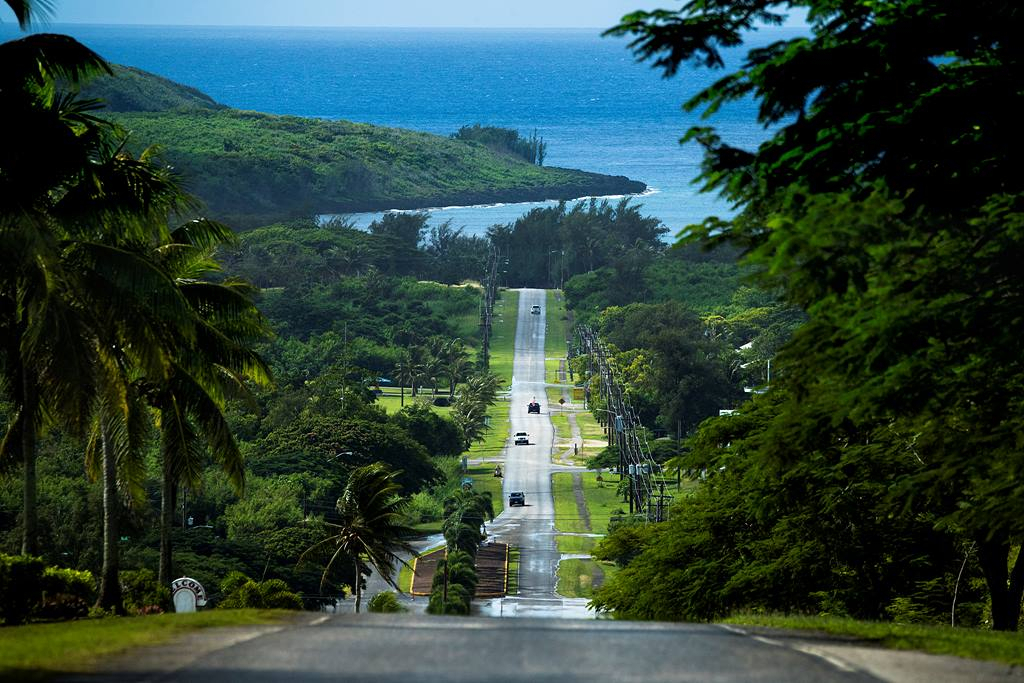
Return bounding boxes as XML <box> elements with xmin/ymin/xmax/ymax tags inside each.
<box><xmin>2</xmin><ymin>23</ymin><xmax>798</xmax><ymax>238</ymax></box>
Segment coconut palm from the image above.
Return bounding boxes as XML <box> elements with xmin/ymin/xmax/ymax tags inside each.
<box><xmin>301</xmin><ymin>463</ymin><xmax>417</xmax><ymax>613</ymax></box>
<box><xmin>441</xmin><ymin>340</ymin><xmax>471</xmax><ymax>398</ymax></box>
<box><xmin>148</xmin><ymin>220</ymin><xmax>273</xmax><ymax>584</ymax></box>
<box><xmin>0</xmin><ymin>4</ymin><xmax>119</xmax><ymax>555</ymax></box>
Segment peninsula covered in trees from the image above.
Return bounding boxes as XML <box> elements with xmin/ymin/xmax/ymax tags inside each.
<box><xmin>83</xmin><ymin>66</ymin><xmax>645</xmax><ymax>228</ymax></box>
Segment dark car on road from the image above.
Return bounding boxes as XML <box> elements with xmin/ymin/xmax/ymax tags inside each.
<box><xmin>528</xmin><ymin>401</ymin><xmax>540</xmax><ymax>414</ymax></box>
<box><xmin>508</xmin><ymin>491</ymin><xmax>525</xmax><ymax>506</ymax></box>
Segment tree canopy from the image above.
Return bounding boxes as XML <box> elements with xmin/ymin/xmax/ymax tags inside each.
<box><xmin>603</xmin><ymin>0</ymin><xmax>1024</xmax><ymax>629</ymax></box>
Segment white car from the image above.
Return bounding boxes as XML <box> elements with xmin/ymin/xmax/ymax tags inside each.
<box><xmin>530</xmin><ymin>305</ymin><xmax>541</xmax><ymax>315</ymax></box>
<box><xmin>514</xmin><ymin>432</ymin><xmax>529</xmax><ymax>445</ymax></box>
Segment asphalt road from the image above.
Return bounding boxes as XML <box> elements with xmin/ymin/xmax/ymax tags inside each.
<box><xmin>477</xmin><ymin>288</ymin><xmax>590</xmax><ymax>618</ymax></box>
<box><xmin>78</xmin><ymin>614</ymin><xmax>884</xmax><ymax>683</ymax></box>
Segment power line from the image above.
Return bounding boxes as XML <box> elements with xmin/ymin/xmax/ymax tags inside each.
<box><xmin>576</xmin><ymin>324</ymin><xmax>671</xmax><ymax>523</ymax></box>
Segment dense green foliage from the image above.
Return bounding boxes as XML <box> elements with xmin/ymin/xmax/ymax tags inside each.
<box><xmin>367</xmin><ymin>590</ymin><xmax>407</xmax><ymax>613</ymax></box>
<box><xmin>218</xmin><ymin>571</ymin><xmax>303</xmax><ymax>610</ymax></box>
<box><xmin>492</xmin><ymin>198</ymin><xmax>667</xmax><ymax>288</ymax></box>
<box><xmin>592</xmin><ymin>0</ymin><xmax>1024</xmax><ymax>630</ymax></box>
<box><xmin>81</xmin><ymin>64</ymin><xmax>223</xmax><ymax>113</ymax></box>
<box><xmin>452</xmin><ymin>124</ymin><xmax>547</xmax><ymax>165</ymax></box>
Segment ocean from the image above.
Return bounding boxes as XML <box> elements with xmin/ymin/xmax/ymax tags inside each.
<box><xmin>2</xmin><ymin>23</ymin><xmax>803</xmax><ymax>238</ymax></box>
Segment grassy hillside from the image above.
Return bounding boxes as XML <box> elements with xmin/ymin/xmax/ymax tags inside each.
<box><xmin>82</xmin><ymin>65</ymin><xmax>224</xmax><ymax>112</ymax></box>
<box><xmin>85</xmin><ymin>66</ymin><xmax>645</xmax><ymax>228</ymax></box>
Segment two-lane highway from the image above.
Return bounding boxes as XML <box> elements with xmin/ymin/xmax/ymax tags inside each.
<box><xmin>479</xmin><ymin>288</ymin><xmax>589</xmax><ymax>617</ymax></box>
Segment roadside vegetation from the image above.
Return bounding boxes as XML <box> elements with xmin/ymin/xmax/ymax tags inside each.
<box><xmin>0</xmin><ymin>610</ymin><xmax>293</xmax><ymax>680</ymax></box>
<box><xmin>573</xmin><ymin>0</ymin><xmax>1024</xmax><ymax>643</ymax></box>
<box><xmin>722</xmin><ymin>615</ymin><xmax>1024</xmax><ymax>667</ymax></box>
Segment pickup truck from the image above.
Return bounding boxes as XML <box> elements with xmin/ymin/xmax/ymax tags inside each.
<box><xmin>508</xmin><ymin>491</ymin><xmax>526</xmax><ymax>506</ymax></box>
<box><xmin>514</xmin><ymin>432</ymin><xmax>529</xmax><ymax>445</ymax></box>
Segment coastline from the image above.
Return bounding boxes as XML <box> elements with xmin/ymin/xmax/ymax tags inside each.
<box><xmin>313</xmin><ymin>172</ymin><xmax>648</xmax><ymax>216</ymax></box>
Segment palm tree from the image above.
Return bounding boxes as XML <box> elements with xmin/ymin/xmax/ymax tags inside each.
<box><xmin>442</xmin><ymin>340</ymin><xmax>471</xmax><ymax>398</ymax></box>
<box><xmin>393</xmin><ymin>354</ymin><xmax>415</xmax><ymax>408</ymax></box>
<box><xmin>148</xmin><ymin>220</ymin><xmax>273</xmax><ymax>584</ymax></box>
<box><xmin>301</xmin><ymin>463</ymin><xmax>417</xmax><ymax>613</ymax></box>
<box><xmin>0</xmin><ymin>2</ymin><xmax>117</xmax><ymax>556</ymax></box>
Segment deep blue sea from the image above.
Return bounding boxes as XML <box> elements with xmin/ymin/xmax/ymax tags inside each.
<box><xmin>3</xmin><ymin>24</ymin><xmax>804</xmax><ymax>237</ymax></box>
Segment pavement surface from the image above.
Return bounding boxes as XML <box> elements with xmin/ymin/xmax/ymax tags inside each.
<box><xmin>62</xmin><ymin>289</ymin><xmax>1024</xmax><ymax>682</ymax></box>
<box><xmin>474</xmin><ymin>287</ymin><xmax>592</xmax><ymax>618</ymax></box>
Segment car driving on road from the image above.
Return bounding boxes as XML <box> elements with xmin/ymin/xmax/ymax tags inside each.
<box><xmin>514</xmin><ymin>432</ymin><xmax>529</xmax><ymax>445</ymax></box>
<box><xmin>508</xmin><ymin>491</ymin><xmax>525</xmax><ymax>506</ymax></box>
<box><xmin>528</xmin><ymin>401</ymin><xmax>540</xmax><ymax>414</ymax></box>
<box><xmin>530</xmin><ymin>304</ymin><xmax>541</xmax><ymax>314</ymax></box>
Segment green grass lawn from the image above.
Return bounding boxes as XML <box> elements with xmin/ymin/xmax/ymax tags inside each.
<box><xmin>550</xmin><ymin>411</ymin><xmax>571</xmax><ymax>441</ymax></box>
<box><xmin>507</xmin><ymin>546</ymin><xmax>521</xmax><ymax>595</ymax></box>
<box><xmin>0</xmin><ymin>610</ymin><xmax>293</xmax><ymax>681</ymax></box>
<box><xmin>577</xmin><ymin>410</ymin><xmax>605</xmax><ymax>442</ymax></box>
<box><xmin>466</xmin><ymin>464</ymin><xmax>505</xmax><ymax>518</ymax></box>
<box><xmin>556</xmin><ymin>558</ymin><xmax>620</xmax><ymax>599</ymax></box>
<box><xmin>487</xmin><ymin>289</ymin><xmax>518</xmax><ymax>388</ymax></box>
<box><xmin>552</xmin><ymin>472</ymin><xmax>588</xmax><ymax>533</ymax></box>
<box><xmin>556</xmin><ymin>535</ymin><xmax>598</xmax><ymax>554</ymax></box>
<box><xmin>544</xmin><ymin>290</ymin><xmax>568</xmax><ymax>383</ymax></box>
<box><xmin>374</xmin><ymin>393</ymin><xmax>453</xmax><ymax>415</ymax></box>
<box><xmin>579</xmin><ymin>472</ymin><xmax>626</xmax><ymax>534</ymax></box>
<box><xmin>722</xmin><ymin>614</ymin><xmax>1024</xmax><ymax>667</ymax></box>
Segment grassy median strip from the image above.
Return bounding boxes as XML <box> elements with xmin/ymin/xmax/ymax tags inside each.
<box><xmin>0</xmin><ymin>610</ymin><xmax>292</xmax><ymax>681</ymax></box>
<box><xmin>722</xmin><ymin>614</ymin><xmax>1024</xmax><ymax>667</ymax></box>
<box><xmin>507</xmin><ymin>546</ymin><xmax>521</xmax><ymax>595</ymax></box>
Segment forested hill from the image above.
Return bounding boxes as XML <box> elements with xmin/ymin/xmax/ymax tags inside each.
<box><xmin>83</xmin><ymin>65</ymin><xmax>646</xmax><ymax>228</ymax></box>
<box><xmin>82</xmin><ymin>65</ymin><xmax>224</xmax><ymax>112</ymax></box>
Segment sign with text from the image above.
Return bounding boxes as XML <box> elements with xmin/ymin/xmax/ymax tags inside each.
<box><xmin>171</xmin><ymin>576</ymin><xmax>207</xmax><ymax>613</ymax></box>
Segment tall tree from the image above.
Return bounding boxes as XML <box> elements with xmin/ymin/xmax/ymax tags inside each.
<box><xmin>148</xmin><ymin>220</ymin><xmax>273</xmax><ymax>584</ymax></box>
<box><xmin>609</xmin><ymin>0</ymin><xmax>1024</xmax><ymax>629</ymax></box>
<box><xmin>301</xmin><ymin>463</ymin><xmax>416</xmax><ymax>613</ymax></box>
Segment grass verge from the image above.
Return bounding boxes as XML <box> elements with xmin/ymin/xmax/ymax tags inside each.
<box><xmin>507</xmin><ymin>546</ymin><xmax>521</xmax><ymax>595</ymax></box>
<box><xmin>0</xmin><ymin>610</ymin><xmax>292</xmax><ymax>681</ymax></box>
<box><xmin>557</xmin><ymin>535</ymin><xmax>598</xmax><ymax>554</ymax></box>
<box><xmin>466</xmin><ymin>464</ymin><xmax>505</xmax><ymax>518</ymax></box>
<box><xmin>544</xmin><ymin>290</ymin><xmax>568</xmax><ymax>383</ymax></box>
<box><xmin>722</xmin><ymin>614</ymin><xmax>1024</xmax><ymax>667</ymax></box>
<box><xmin>552</xmin><ymin>472</ymin><xmax>588</xmax><ymax>533</ymax></box>
<box><xmin>578</xmin><ymin>472</ymin><xmax>626</xmax><ymax>535</ymax></box>
<box><xmin>550</xmin><ymin>411</ymin><xmax>571</xmax><ymax>441</ymax></box>
<box><xmin>487</xmin><ymin>289</ymin><xmax>518</xmax><ymax>388</ymax></box>
<box><xmin>556</xmin><ymin>558</ymin><xmax>620</xmax><ymax>599</ymax></box>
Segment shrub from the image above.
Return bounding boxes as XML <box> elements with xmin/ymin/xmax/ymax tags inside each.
<box><xmin>121</xmin><ymin>569</ymin><xmax>172</xmax><ymax>615</ymax></box>
<box><xmin>367</xmin><ymin>591</ymin><xmax>407</xmax><ymax>613</ymax></box>
<box><xmin>0</xmin><ymin>553</ymin><xmax>46</xmax><ymax>625</ymax></box>
<box><xmin>218</xmin><ymin>571</ymin><xmax>303</xmax><ymax>610</ymax></box>
<box><xmin>38</xmin><ymin>567</ymin><xmax>96</xmax><ymax>620</ymax></box>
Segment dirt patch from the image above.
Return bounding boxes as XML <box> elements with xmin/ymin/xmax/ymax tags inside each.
<box><xmin>572</xmin><ymin>472</ymin><xmax>591</xmax><ymax>531</ymax></box>
<box><xmin>409</xmin><ymin>544</ymin><xmax>508</xmax><ymax>598</ymax></box>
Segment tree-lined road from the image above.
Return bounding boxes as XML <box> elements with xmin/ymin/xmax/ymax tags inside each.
<box><xmin>64</xmin><ymin>289</ymin><xmax>1023</xmax><ymax>683</ymax></box>
<box><xmin>478</xmin><ymin>288</ymin><xmax>589</xmax><ymax>617</ymax></box>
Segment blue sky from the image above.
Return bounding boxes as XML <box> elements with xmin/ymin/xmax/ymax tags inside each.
<box><xmin>2</xmin><ymin>1</ymin><xmax>806</xmax><ymax>28</ymax></box>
